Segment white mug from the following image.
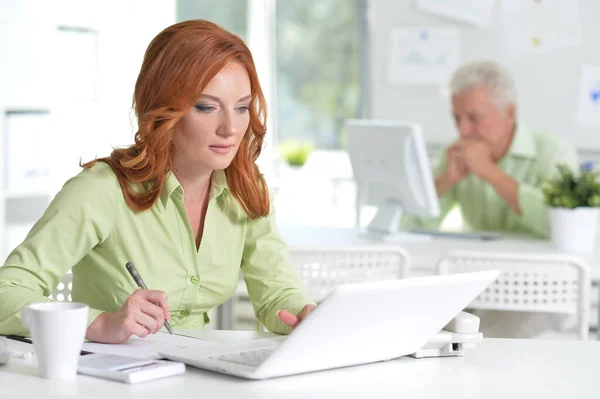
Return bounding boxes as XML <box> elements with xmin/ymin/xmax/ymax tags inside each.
<box><xmin>21</xmin><ymin>302</ymin><xmax>89</xmax><ymax>380</ymax></box>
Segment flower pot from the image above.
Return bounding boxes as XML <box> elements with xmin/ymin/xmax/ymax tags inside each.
<box><xmin>549</xmin><ymin>207</ymin><xmax>600</xmax><ymax>252</ymax></box>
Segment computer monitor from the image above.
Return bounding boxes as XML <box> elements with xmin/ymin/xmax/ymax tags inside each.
<box><xmin>345</xmin><ymin>119</ymin><xmax>440</xmax><ymax>234</ymax></box>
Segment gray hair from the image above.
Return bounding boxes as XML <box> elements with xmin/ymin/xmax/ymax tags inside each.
<box><xmin>448</xmin><ymin>60</ymin><xmax>517</xmax><ymax>109</ymax></box>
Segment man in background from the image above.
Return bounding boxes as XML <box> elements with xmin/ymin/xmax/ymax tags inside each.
<box><xmin>401</xmin><ymin>60</ymin><xmax>580</xmax><ymax>238</ymax></box>
<box><xmin>403</xmin><ymin>60</ymin><xmax>583</xmax><ymax>338</ymax></box>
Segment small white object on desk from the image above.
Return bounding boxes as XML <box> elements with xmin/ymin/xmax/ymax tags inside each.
<box><xmin>0</xmin><ymin>340</ymin><xmax>32</xmax><ymax>364</ymax></box>
<box><xmin>77</xmin><ymin>353</ymin><xmax>185</xmax><ymax>384</ymax></box>
<box><xmin>10</xmin><ymin>351</ymin><xmax>33</xmax><ymax>360</ymax></box>
<box><xmin>444</xmin><ymin>311</ymin><xmax>480</xmax><ymax>334</ymax></box>
<box><xmin>0</xmin><ymin>339</ymin><xmax>10</xmax><ymax>364</ymax></box>
<box><xmin>411</xmin><ymin>312</ymin><xmax>483</xmax><ymax>359</ymax></box>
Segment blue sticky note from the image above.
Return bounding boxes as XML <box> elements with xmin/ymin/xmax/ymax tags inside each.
<box><xmin>590</xmin><ymin>87</ymin><xmax>600</xmax><ymax>103</ymax></box>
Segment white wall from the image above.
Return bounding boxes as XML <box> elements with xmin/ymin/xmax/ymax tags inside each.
<box><xmin>0</xmin><ymin>0</ymin><xmax>175</xmax><ymax>260</ymax></box>
<box><xmin>367</xmin><ymin>0</ymin><xmax>600</xmax><ymax>151</ymax></box>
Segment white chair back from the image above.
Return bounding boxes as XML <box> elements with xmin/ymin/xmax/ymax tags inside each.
<box><xmin>290</xmin><ymin>246</ymin><xmax>410</xmax><ymax>303</ymax></box>
<box><xmin>437</xmin><ymin>251</ymin><xmax>590</xmax><ymax>340</ymax></box>
<box><xmin>50</xmin><ymin>272</ymin><xmax>73</xmax><ymax>302</ymax></box>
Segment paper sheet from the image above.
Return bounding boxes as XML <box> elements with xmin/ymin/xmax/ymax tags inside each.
<box><xmin>82</xmin><ymin>332</ymin><xmax>226</xmax><ymax>359</ymax></box>
<box><xmin>175</xmin><ymin>329</ymin><xmax>282</xmax><ymax>345</ymax></box>
<box><xmin>387</xmin><ymin>27</ymin><xmax>460</xmax><ymax>85</ymax></box>
<box><xmin>417</xmin><ymin>0</ymin><xmax>495</xmax><ymax>28</ymax></box>
<box><xmin>576</xmin><ymin>65</ymin><xmax>600</xmax><ymax>128</ymax></box>
<box><xmin>502</xmin><ymin>0</ymin><xmax>583</xmax><ymax>57</ymax></box>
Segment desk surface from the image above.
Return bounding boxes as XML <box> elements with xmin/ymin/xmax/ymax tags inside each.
<box><xmin>1</xmin><ymin>332</ymin><xmax>599</xmax><ymax>398</ymax></box>
<box><xmin>278</xmin><ymin>225</ymin><xmax>600</xmax><ymax>280</ymax></box>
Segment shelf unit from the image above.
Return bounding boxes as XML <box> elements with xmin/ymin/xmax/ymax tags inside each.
<box><xmin>0</xmin><ymin>107</ymin><xmax>54</xmax><ymax>261</ymax></box>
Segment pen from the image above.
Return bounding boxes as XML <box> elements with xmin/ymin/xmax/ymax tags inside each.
<box><xmin>5</xmin><ymin>335</ymin><xmax>32</xmax><ymax>345</ymax></box>
<box><xmin>5</xmin><ymin>335</ymin><xmax>92</xmax><ymax>355</ymax></box>
<box><xmin>125</xmin><ymin>262</ymin><xmax>174</xmax><ymax>335</ymax></box>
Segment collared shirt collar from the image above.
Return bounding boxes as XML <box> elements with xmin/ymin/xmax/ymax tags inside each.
<box><xmin>160</xmin><ymin>169</ymin><xmax>229</xmax><ymax>208</ymax></box>
<box><xmin>210</xmin><ymin>169</ymin><xmax>229</xmax><ymax>198</ymax></box>
<box><xmin>507</xmin><ymin>122</ymin><xmax>537</xmax><ymax>159</ymax></box>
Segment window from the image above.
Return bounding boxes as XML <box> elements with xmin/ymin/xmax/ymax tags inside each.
<box><xmin>275</xmin><ymin>0</ymin><xmax>363</xmax><ymax>149</ymax></box>
<box><xmin>176</xmin><ymin>0</ymin><xmax>248</xmax><ymax>40</ymax></box>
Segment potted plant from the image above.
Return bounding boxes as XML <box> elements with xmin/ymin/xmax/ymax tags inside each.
<box><xmin>542</xmin><ymin>163</ymin><xmax>600</xmax><ymax>252</ymax></box>
<box><xmin>278</xmin><ymin>140</ymin><xmax>314</xmax><ymax>168</ymax></box>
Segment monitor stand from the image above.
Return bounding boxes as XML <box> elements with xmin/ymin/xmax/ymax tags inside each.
<box><xmin>366</xmin><ymin>201</ymin><xmax>403</xmax><ymax>235</ymax></box>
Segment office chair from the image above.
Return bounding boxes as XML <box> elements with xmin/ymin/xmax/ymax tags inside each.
<box><xmin>50</xmin><ymin>272</ymin><xmax>73</xmax><ymax>302</ymax></box>
<box><xmin>437</xmin><ymin>251</ymin><xmax>590</xmax><ymax>340</ymax></box>
<box><xmin>290</xmin><ymin>246</ymin><xmax>411</xmax><ymax>303</ymax></box>
<box><xmin>231</xmin><ymin>246</ymin><xmax>411</xmax><ymax>332</ymax></box>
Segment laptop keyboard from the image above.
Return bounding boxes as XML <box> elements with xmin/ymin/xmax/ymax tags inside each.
<box><xmin>210</xmin><ymin>348</ymin><xmax>276</xmax><ymax>367</ymax></box>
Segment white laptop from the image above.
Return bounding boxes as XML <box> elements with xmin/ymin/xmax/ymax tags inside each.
<box><xmin>160</xmin><ymin>270</ymin><xmax>499</xmax><ymax>380</ymax></box>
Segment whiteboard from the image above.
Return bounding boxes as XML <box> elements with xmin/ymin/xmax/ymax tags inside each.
<box><xmin>368</xmin><ymin>0</ymin><xmax>600</xmax><ymax>150</ymax></box>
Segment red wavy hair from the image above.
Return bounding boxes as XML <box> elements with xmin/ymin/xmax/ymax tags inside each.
<box><xmin>83</xmin><ymin>20</ymin><xmax>269</xmax><ymax>218</ymax></box>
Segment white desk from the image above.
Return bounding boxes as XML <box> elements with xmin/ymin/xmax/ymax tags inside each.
<box><xmin>1</xmin><ymin>332</ymin><xmax>599</xmax><ymax>397</ymax></box>
<box><xmin>278</xmin><ymin>225</ymin><xmax>600</xmax><ymax>279</ymax></box>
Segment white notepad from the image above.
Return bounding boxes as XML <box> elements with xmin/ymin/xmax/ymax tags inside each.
<box><xmin>78</xmin><ymin>353</ymin><xmax>185</xmax><ymax>384</ymax></box>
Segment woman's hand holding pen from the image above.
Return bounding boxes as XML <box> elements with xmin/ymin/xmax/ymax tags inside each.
<box><xmin>86</xmin><ymin>289</ymin><xmax>171</xmax><ymax>344</ymax></box>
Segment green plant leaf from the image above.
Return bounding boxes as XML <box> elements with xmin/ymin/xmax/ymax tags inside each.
<box><xmin>543</xmin><ymin>163</ymin><xmax>600</xmax><ymax>209</ymax></box>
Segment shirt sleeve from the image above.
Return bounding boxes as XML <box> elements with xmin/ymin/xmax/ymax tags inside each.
<box><xmin>241</xmin><ymin>204</ymin><xmax>315</xmax><ymax>335</ymax></box>
<box><xmin>400</xmin><ymin>149</ymin><xmax>457</xmax><ymax>230</ymax></box>
<box><xmin>517</xmin><ymin>138</ymin><xmax>580</xmax><ymax>238</ymax></box>
<box><xmin>0</xmin><ymin>165</ymin><xmax>117</xmax><ymax>335</ymax></box>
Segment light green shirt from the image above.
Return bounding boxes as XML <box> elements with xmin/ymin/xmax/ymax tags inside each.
<box><xmin>0</xmin><ymin>163</ymin><xmax>314</xmax><ymax>336</ymax></box>
<box><xmin>401</xmin><ymin>123</ymin><xmax>580</xmax><ymax>238</ymax></box>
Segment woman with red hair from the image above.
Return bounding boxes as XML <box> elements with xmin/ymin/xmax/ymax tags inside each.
<box><xmin>0</xmin><ymin>20</ymin><xmax>315</xmax><ymax>343</ymax></box>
